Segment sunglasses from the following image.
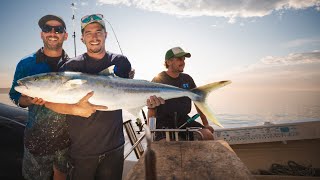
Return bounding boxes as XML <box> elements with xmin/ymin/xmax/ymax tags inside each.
<box><xmin>41</xmin><ymin>25</ymin><xmax>65</xmax><ymax>34</ymax></box>
<box><xmin>81</xmin><ymin>14</ymin><xmax>104</xmax><ymax>23</ymax></box>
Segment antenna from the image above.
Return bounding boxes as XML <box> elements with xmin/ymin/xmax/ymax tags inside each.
<box><xmin>104</xmin><ymin>18</ymin><xmax>124</xmax><ymax>55</ymax></box>
<box><xmin>71</xmin><ymin>2</ymin><xmax>77</xmax><ymax>57</ymax></box>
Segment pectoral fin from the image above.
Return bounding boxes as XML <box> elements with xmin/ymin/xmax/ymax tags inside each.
<box><xmin>98</xmin><ymin>65</ymin><xmax>118</xmax><ymax>77</ymax></box>
<box><xmin>127</xmin><ymin>106</ymin><xmax>144</xmax><ymax>118</ymax></box>
<box><xmin>63</xmin><ymin>79</ymin><xmax>87</xmax><ymax>90</ymax></box>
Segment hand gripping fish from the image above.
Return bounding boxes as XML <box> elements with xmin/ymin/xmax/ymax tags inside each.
<box><xmin>15</xmin><ymin>71</ymin><xmax>231</xmax><ymax>127</ymax></box>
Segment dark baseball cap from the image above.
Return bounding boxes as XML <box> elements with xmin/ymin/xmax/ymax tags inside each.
<box><xmin>38</xmin><ymin>15</ymin><xmax>66</xmax><ymax>30</ymax></box>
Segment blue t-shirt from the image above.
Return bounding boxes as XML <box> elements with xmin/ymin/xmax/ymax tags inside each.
<box><xmin>9</xmin><ymin>48</ymin><xmax>70</xmax><ymax>155</ymax></box>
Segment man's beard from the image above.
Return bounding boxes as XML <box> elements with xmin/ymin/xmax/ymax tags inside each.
<box><xmin>88</xmin><ymin>46</ymin><xmax>103</xmax><ymax>54</ymax></box>
<box><xmin>43</xmin><ymin>38</ymin><xmax>63</xmax><ymax>51</ymax></box>
<box><xmin>177</xmin><ymin>65</ymin><xmax>184</xmax><ymax>73</ymax></box>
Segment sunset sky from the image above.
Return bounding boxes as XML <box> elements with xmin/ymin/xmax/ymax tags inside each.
<box><xmin>0</xmin><ymin>0</ymin><xmax>319</xmax><ymax>122</ymax></box>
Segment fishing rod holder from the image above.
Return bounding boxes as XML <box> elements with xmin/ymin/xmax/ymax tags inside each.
<box><xmin>124</xmin><ymin>126</ymin><xmax>204</xmax><ymax>160</ymax></box>
<box><xmin>123</xmin><ymin>119</ymin><xmax>205</xmax><ymax>160</ymax></box>
<box><xmin>123</xmin><ymin>120</ymin><xmax>145</xmax><ymax>159</ymax></box>
<box><xmin>151</xmin><ymin>128</ymin><xmax>203</xmax><ymax>142</ymax></box>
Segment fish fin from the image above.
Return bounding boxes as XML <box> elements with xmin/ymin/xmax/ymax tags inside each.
<box><xmin>98</xmin><ymin>65</ymin><xmax>119</xmax><ymax>77</ymax></box>
<box><xmin>191</xmin><ymin>80</ymin><xmax>231</xmax><ymax>95</ymax></box>
<box><xmin>63</xmin><ymin>79</ymin><xmax>87</xmax><ymax>90</ymax></box>
<box><xmin>194</xmin><ymin>101</ymin><xmax>223</xmax><ymax>128</ymax></box>
<box><xmin>191</xmin><ymin>80</ymin><xmax>231</xmax><ymax>128</ymax></box>
<box><xmin>127</xmin><ymin>107</ymin><xmax>144</xmax><ymax>118</ymax></box>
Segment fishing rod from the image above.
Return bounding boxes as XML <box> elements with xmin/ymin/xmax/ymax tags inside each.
<box><xmin>70</xmin><ymin>2</ymin><xmax>123</xmax><ymax>56</ymax></box>
<box><xmin>71</xmin><ymin>2</ymin><xmax>77</xmax><ymax>57</ymax></box>
<box><xmin>178</xmin><ymin>114</ymin><xmax>200</xmax><ymax>129</ymax></box>
<box><xmin>104</xmin><ymin>18</ymin><xmax>124</xmax><ymax>55</ymax></box>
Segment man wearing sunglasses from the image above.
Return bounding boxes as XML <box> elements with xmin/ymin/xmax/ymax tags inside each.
<box><xmin>59</xmin><ymin>14</ymin><xmax>164</xmax><ymax>180</ymax></box>
<box><xmin>9</xmin><ymin>15</ymin><xmax>105</xmax><ymax>180</ymax></box>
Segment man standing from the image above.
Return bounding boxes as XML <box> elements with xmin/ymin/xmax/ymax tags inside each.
<box><xmin>60</xmin><ymin>14</ymin><xmax>164</xmax><ymax>180</ymax></box>
<box><xmin>9</xmin><ymin>15</ymin><xmax>71</xmax><ymax>180</ymax></box>
<box><xmin>9</xmin><ymin>14</ymin><xmax>104</xmax><ymax>180</ymax></box>
<box><xmin>148</xmin><ymin>47</ymin><xmax>214</xmax><ymax>141</ymax></box>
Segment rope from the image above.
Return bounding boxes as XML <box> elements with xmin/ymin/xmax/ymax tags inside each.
<box><xmin>259</xmin><ymin>161</ymin><xmax>319</xmax><ymax>176</ymax></box>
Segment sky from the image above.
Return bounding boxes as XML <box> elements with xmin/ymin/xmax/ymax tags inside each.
<box><xmin>1</xmin><ymin>0</ymin><xmax>320</xmax><ymax>122</ymax></box>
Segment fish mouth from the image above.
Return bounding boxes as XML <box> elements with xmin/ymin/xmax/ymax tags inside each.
<box><xmin>17</xmin><ymin>80</ymin><xmax>28</xmax><ymax>89</ymax></box>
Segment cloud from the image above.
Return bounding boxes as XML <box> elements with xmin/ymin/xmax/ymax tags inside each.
<box><xmin>282</xmin><ymin>37</ymin><xmax>320</xmax><ymax>48</ymax></box>
<box><xmin>260</xmin><ymin>51</ymin><xmax>320</xmax><ymax>65</ymax></box>
<box><xmin>225</xmin><ymin>50</ymin><xmax>320</xmax><ymax>91</ymax></box>
<box><xmin>209</xmin><ymin>52</ymin><xmax>320</xmax><ymax>119</ymax></box>
<box><xmin>98</xmin><ymin>0</ymin><xmax>320</xmax><ymax>22</ymax></box>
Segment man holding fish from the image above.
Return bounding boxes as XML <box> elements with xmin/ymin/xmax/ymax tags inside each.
<box><xmin>56</xmin><ymin>14</ymin><xmax>164</xmax><ymax>180</ymax></box>
<box><xmin>9</xmin><ymin>15</ymin><xmax>76</xmax><ymax>180</ymax></box>
<box><xmin>12</xmin><ymin>13</ymin><xmax>230</xmax><ymax>180</ymax></box>
<box><xmin>148</xmin><ymin>47</ymin><xmax>215</xmax><ymax>141</ymax></box>
<box><xmin>10</xmin><ymin>14</ymin><xmax>164</xmax><ymax>180</ymax></box>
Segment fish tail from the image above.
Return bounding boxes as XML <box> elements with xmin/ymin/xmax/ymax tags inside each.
<box><xmin>191</xmin><ymin>80</ymin><xmax>231</xmax><ymax>128</ymax></box>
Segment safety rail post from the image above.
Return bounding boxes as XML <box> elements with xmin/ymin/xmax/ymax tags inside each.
<box><xmin>123</xmin><ymin>120</ymin><xmax>144</xmax><ymax>159</ymax></box>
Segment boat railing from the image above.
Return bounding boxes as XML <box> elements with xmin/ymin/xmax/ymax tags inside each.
<box><xmin>123</xmin><ymin>119</ymin><xmax>204</xmax><ymax>159</ymax></box>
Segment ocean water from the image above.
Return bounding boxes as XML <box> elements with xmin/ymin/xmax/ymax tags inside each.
<box><xmin>0</xmin><ymin>94</ymin><xmax>14</xmax><ymax>106</ymax></box>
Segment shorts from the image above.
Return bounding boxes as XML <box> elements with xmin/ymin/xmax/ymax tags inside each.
<box><xmin>22</xmin><ymin>147</ymin><xmax>68</xmax><ymax>180</ymax></box>
<box><xmin>67</xmin><ymin>145</ymin><xmax>124</xmax><ymax>180</ymax></box>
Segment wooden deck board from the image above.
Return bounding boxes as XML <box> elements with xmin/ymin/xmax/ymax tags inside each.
<box><xmin>125</xmin><ymin>140</ymin><xmax>253</xmax><ymax>180</ymax></box>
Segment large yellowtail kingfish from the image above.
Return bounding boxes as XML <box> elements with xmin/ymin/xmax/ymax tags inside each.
<box><xmin>15</xmin><ymin>71</ymin><xmax>231</xmax><ymax>127</ymax></box>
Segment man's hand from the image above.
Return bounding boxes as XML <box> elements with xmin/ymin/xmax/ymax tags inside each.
<box><xmin>18</xmin><ymin>94</ymin><xmax>46</xmax><ymax>107</ymax></box>
<box><xmin>31</xmin><ymin>97</ymin><xmax>46</xmax><ymax>106</ymax></box>
<box><xmin>44</xmin><ymin>91</ymin><xmax>108</xmax><ymax>118</ymax></box>
<box><xmin>146</xmin><ymin>95</ymin><xmax>165</xmax><ymax>109</ymax></box>
<box><xmin>73</xmin><ymin>91</ymin><xmax>108</xmax><ymax>117</ymax></box>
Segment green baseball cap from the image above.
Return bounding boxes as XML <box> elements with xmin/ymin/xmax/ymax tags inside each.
<box><xmin>165</xmin><ymin>47</ymin><xmax>191</xmax><ymax>60</ymax></box>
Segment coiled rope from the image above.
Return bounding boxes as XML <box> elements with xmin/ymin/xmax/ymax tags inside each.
<box><xmin>259</xmin><ymin>161</ymin><xmax>320</xmax><ymax>176</ymax></box>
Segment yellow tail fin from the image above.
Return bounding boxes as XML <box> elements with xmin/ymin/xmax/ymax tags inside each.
<box><xmin>192</xmin><ymin>80</ymin><xmax>231</xmax><ymax>127</ymax></box>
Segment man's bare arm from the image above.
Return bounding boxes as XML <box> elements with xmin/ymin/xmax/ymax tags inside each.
<box><xmin>20</xmin><ymin>91</ymin><xmax>107</xmax><ymax>117</ymax></box>
<box><xmin>18</xmin><ymin>95</ymin><xmax>43</xmax><ymax>108</ymax></box>
<box><xmin>147</xmin><ymin>95</ymin><xmax>164</xmax><ymax>124</ymax></box>
<box><xmin>194</xmin><ymin>104</ymin><xmax>214</xmax><ymax>133</ymax></box>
